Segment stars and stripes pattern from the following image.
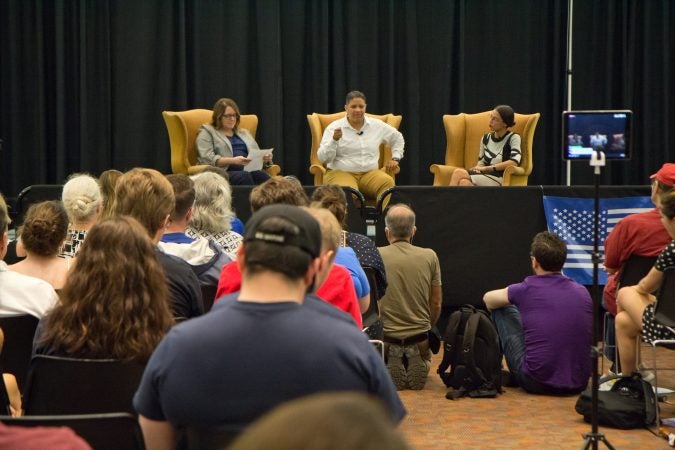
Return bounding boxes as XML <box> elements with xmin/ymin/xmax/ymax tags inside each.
<box><xmin>542</xmin><ymin>195</ymin><xmax>653</xmax><ymax>285</ymax></box>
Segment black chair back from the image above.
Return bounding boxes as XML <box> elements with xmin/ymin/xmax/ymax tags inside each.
<box><xmin>617</xmin><ymin>255</ymin><xmax>658</xmax><ymax>288</ymax></box>
<box><xmin>362</xmin><ymin>267</ymin><xmax>383</xmax><ymax>339</ymax></box>
<box><xmin>0</xmin><ymin>314</ymin><xmax>39</xmax><ymax>390</ymax></box>
<box><xmin>0</xmin><ymin>413</ymin><xmax>145</xmax><ymax>450</ymax></box>
<box><xmin>14</xmin><ymin>184</ymin><xmax>64</xmax><ymax>227</ymax></box>
<box><xmin>23</xmin><ymin>355</ymin><xmax>145</xmax><ymax>415</ymax></box>
<box><xmin>655</xmin><ymin>267</ymin><xmax>675</xmax><ymax>328</ymax></box>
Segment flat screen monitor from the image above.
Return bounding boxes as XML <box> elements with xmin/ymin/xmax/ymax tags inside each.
<box><xmin>562</xmin><ymin>110</ymin><xmax>632</xmax><ymax>160</ymax></box>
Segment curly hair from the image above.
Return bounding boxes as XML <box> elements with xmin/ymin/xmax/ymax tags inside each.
<box><xmin>38</xmin><ymin>216</ymin><xmax>173</xmax><ymax>362</ymax></box>
<box><xmin>20</xmin><ymin>201</ymin><xmax>69</xmax><ymax>256</ymax></box>
<box><xmin>311</xmin><ymin>184</ymin><xmax>348</xmax><ymax>228</ymax></box>
<box><xmin>190</xmin><ymin>171</ymin><xmax>234</xmax><ymax>233</ymax></box>
<box><xmin>62</xmin><ymin>173</ymin><xmax>102</xmax><ymax>223</ymax></box>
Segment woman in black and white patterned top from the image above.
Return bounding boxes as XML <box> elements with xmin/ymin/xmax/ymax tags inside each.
<box><xmin>448</xmin><ymin>105</ymin><xmax>522</xmax><ymax>187</ymax></box>
<box><xmin>615</xmin><ymin>187</ymin><xmax>675</xmax><ymax>375</ymax></box>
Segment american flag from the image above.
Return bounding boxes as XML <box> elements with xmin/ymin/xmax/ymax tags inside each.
<box><xmin>542</xmin><ymin>195</ymin><xmax>653</xmax><ymax>285</ymax></box>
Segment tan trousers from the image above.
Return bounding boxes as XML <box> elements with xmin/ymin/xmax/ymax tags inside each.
<box><xmin>324</xmin><ymin>169</ymin><xmax>394</xmax><ymax>203</ymax></box>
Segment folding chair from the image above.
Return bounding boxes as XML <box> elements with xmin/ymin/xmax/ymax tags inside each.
<box><xmin>0</xmin><ymin>413</ymin><xmax>145</xmax><ymax>450</ymax></box>
<box><xmin>23</xmin><ymin>355</ymin><xmax>145</xmax><ymax>415</ymax></box>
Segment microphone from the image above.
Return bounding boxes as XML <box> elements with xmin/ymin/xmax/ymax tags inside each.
<box><xmin>357</xmin><ymin>130</ymin><xmax>364</xmax><ymax>136</ymax></box>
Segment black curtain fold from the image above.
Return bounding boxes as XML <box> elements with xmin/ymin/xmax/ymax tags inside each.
<box><xmin>1</xmin><ymin>0</ymin><xmax>673</xmax><ymax>199</ymax></box>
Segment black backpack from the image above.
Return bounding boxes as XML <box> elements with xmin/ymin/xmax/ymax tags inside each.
<box><xmin>437</xmin><ymin>305</ymin><xmax>503</xmax><ymax>399</ymax></box>
<box><xmin>575</xmin><ymin>374</ymin><xmax>657</xmax><ymax>429</ymax></box>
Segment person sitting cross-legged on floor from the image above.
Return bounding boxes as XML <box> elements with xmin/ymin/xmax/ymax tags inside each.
<box><xmin>483</xmin><ymin>231</ymin><xmax>593</xmax><ymax>395</ymax></box>
<box><xmin>378</xmin><ymin>204</ymin><xmax>442</xmax><ymax>390</ymax></box>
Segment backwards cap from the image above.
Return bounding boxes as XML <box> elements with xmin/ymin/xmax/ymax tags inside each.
<box><xmin>244</xmin><ymin>204</ymin><xmax>321</xmax><ymax>258</ymax></box>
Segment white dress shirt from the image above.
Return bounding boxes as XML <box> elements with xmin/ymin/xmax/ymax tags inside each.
<box><xmin>0</xmin><ymin>261</ymin><xmax>59</xmax><ymax>318</ymax></box>
<box><xmin>317</xmin><ymin>117</ymin><xmax>405</xmax><ymax>172</ymax></box>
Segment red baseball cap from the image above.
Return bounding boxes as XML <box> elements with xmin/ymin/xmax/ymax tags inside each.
<box><xmin>650</xmin><ymin>163</ymin><xmax>675</xmax><ymax>187</ymax></box>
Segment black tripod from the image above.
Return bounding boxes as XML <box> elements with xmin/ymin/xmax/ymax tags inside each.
<box><xmin>582</xmin><ymin>149</ymin><xmax>616</xmax><ymax>450</ymax></box>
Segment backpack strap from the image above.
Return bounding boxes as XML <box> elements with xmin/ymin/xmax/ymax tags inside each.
<box><xmin>460</xmin><ymin>311</ymin><xmax>490</xmax><ymax>388</ymax></box>
<box><xmin>437</xmin><ymin>309</ymin><xmax>464</xmax><ymax>378</ymax></box>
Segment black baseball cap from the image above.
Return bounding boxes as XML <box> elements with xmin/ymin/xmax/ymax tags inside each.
<box><xmin>244</xmin><ymin>205</ymin><xmax>321</xmax><ymax>258</ymax></box>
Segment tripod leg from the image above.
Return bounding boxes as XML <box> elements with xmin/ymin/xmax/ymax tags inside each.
<box><xmin>582</xmin><ymin>433</ymin><xmax>616</xmax><ymax>450</ymax></box>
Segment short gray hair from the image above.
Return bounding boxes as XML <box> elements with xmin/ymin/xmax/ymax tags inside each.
<box><xmin>384</xmin><ymin>204</ymin><xmax>415</xmax><ymax>239</ymax></box>
<box><xmin>189</xmin><ymin>172</ymin><xmax>234</xmax><ymax>233</ymax></box>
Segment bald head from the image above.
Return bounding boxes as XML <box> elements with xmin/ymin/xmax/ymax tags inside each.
<box><xmin>384</xmin><ymin>204</ymin><xmax>416</xmax><ymax>240</ymax></box>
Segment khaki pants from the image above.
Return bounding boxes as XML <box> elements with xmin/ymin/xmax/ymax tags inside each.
<box><xmin>324</xmin><ymin>169</ymin><xmax>394</xmax><ymax>203</ymax></box>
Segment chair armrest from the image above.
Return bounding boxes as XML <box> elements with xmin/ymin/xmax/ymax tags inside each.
<box><xmin>502</xmin><ymin>166</ymin><xmax>525</xmax><ymax>186</ymax></box>
<box><xmin>309</xmin><ymin>164</ymin><xmax>326</xmax><ymax>185</ymax></box>
<box><xmin>381</xmin><ymin>166</ymin><xmax>400</xmax><ymax>177</ymax></box>
<box><xmin>265</xmin><ymin>164</ymin><xmax>281</xmax><ymax>177</ymax></box>
<box><xmin>429</xmin><ymin>164</ymin><xmax>462</xmax><ymax>186</ymax></box>
<box><xmin>187</xmin><ymin>165</ymin><xmax>212</xmax><ymax>175</ymax></box>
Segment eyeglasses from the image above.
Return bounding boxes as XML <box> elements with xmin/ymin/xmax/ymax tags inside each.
<box><xmin>221</xmin><ymin>114</ymin><xmax>238</xmax><ymax>120</ymax></box>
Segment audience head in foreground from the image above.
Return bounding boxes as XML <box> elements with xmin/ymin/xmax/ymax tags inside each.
<box><xmin>113</xmin><ymin>168</ymin><xmax>203</xmax><ymax>319</ymax></box>
<box><xmin>133</xmin><ymin>205</ymin><xmax>405</xmax><ymax>448</ymax></box>
<box><xmin>483</xmin><ymin>231</ymin><xmax>592</xmax><ymax>395</ymax></box>
<box><xmin>229</xmin><ymin>392</ymin><xmax>410</xmax><ymax>450</ymax></box>
<box><xmin>0</xmin><ymin>194</ymin><xmax>58</xmax><ymax>319</ymax></box>
<box><xmin>35</xmin><ymin>216</ymin><xmax>173</xmax><ymax>362</ymax></box>
<box><xmin>615</xmin><ymin>188</ymin><xmax>675</xmax><ymax>375</ymax></box>
<box><xmin>60</xmin><ymin>173</ymin><xmax>102</xmax><ymax>257</ymax></box>
<box><xmin>10</xmin><ymin>201</ymin><xmax>70</xmax><ymax>290</ymax></box>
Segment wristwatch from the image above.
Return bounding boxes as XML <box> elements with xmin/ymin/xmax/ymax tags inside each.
<box><xmin>392</xmin><ymin>157</ymin><xmax>401</xmax><ymax>162</ymax></box>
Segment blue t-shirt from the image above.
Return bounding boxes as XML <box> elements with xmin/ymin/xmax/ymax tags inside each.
<box><xmin>133</xmin><ymin>299</ymin><xmax>405</xmax><ymax>430</ymax></box>
<box><xmin>230</xmin><ymin>217</ymin><xmax>245</xmax><ymax>235</ymax></box>
<box><xmin>508</xmin><ymin>273</ymin><xmax>592</xmax><ymax>391</ymax></box>
<box><xmin>335</xmin><ymin>247</ymin><xmax>370</xmax><ymax>298</ymax></box>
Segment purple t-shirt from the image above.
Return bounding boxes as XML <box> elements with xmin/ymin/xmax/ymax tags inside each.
<box><xmin>508</xmin><ymin>273</ymin><xmax>593</xmax><ymax>391</ymax></box>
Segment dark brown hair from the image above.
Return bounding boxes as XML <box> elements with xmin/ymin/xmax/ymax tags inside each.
<box><xmin>38</xmin><ymin>216</ymin><xmax>173</xmax><ymax>362</ymax></box>
<box><xmin>21</xmin><ymin>201</ymin><xmax>69</xmax><ymax>256</ymax></box>
<box><xmin>530</xmin><ymin>231</ymin><xmax>567</xmax><ymax>272</ymax></box>
<box><xmin>495</xmin><ymin>104</ymin><xmax>516</xmax><ymax>127</ymax></box>
<box><xmin>660</xmin><ymin>190</ymin><xmax>675</xmax><ymax>220</ymax></box>
<box><xmin>311</xmin><ymin>184</ymin><xmax>348</xmax><ymax>228</ymax></box>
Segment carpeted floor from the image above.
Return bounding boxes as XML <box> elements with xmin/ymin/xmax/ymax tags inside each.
<box><xmin>397</xmin><ymin>347</ymin><xmax>675</xmax><ymax>449</ymax></box>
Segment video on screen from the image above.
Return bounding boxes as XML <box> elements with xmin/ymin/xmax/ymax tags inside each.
<box><xmin>562</xmin><ymin>110</ymin><xmax>632</xmax><ymax>160</ymax></box>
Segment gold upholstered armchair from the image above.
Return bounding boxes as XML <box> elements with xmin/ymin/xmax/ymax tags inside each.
<box><xmin>429</xmin><ymin>111</ymin><xmax>540</xmax><ymax>186</ymax></box>
<box><xmin>307</xmin><ymin>112</ymin><xmax>402</xmax><ymax>186</ymax></box>
<box><xmin>163</xmin><ymin>109</ymin><xmax>281</xmax><ymax>176</ymax></box>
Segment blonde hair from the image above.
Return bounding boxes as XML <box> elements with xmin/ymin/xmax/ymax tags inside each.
<box><xmin>306</xmin><ymin>207</ymin><xmax>341</xmax><ymax>253</ymax></box>
<box><xmin>190</xmin><ymin>172</ymin><xmax>234</xmax><ymax>233</ymax></box>
<box><xmin>62</xmin><ymin>173</ymin><xmax>102</xmax><ymax>222</ymax></box>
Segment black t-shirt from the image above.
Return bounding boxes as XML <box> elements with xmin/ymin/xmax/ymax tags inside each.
<box><xmin>156</xmin><ymin>250</ymin><xmax>203</xmax><ymax>319</ymax></box>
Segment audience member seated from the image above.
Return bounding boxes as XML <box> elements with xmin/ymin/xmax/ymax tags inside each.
<box><xmin>215</xmin><ymin>178</ymin><xmax>363</xmax><ymax>327</ymax></box>
<box><xmin>379</xmin><ymin>204</ymin><xmax>442</xmax><ymax>390</ymax></box>
<box><xmin>483</xmin><ymin>232</ymin><xmax>592</xmax><ymax>395</ymax></box>
<box><xmin>0</xmin><ymin>194</ymin><xmax>58</xmax><ymax>319</ymax></box>
<box><xmin>133</xmin><ymin>205</ymin><xmax>405</xmax><ymax>448</ymax></box>
<box><xmin>311</xmin><ymin>183</ymin><xmax>387</xmax><ymax>298</ymax></box>
<box><xmin>98</xmin><ymin>169</ymin><xmax>123</xmax><ymax>220</ymax></box>
<box><xmin>159</xmin><ymin>174</ymin><xmax>231</xmax><ymax>287</ymax></box>
<box><xmin>448</xmin><ymin>105</ymin><xmax>522</xmax><ymax>186</ymax></box>
<box><xmin>602</xmin><ymin>163</ymin><xmax>673</xmax><ymax>371</ymax></box>
<box><xmin>195</xmin><ymin>98</ymin><xmax>273</xmax><ymax>185</ymax></box>
<box><xmin>33</xmin><ymin>216</ymin><xmax>173</xmax><ymax>362</ymax></box>
<box><xmin>615</xmin><ymin>189</ymin><xmax>675</xmax><ymax>375</ymax></box>
<box><xmin>186</xmin><ymin>172</ymin><xmax>243</xmax><ymax>260</ymax></box>
<box><xmin>10</xmin><ymin>201</ymin><xmax>70</xmax><ymax>290</ymax></box>
<box><xmin>113</xmin><ymin>168</ymin><xmax>203</xmax><ymax>319</ymax></box>
<box><xmin>59</xmin><ymin>173</ymin><xmax>102</xmax><ymax>258</ymax></box>
<box><xmin>228</xmin><ymin>392</ymin><xmax>410</xmax><ymax>450</ymax></box>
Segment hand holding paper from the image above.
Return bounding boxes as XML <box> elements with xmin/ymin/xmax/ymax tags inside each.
<box><xmin>245</xmin><ymin>148</ymin><xmax>274</xmax><ymax>172</ymax></box>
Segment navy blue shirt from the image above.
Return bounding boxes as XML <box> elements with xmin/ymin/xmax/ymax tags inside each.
<box><xmin>227</xmin><ymin>134</ymin><xmax>248</xmax><ymax>171</ymax></box>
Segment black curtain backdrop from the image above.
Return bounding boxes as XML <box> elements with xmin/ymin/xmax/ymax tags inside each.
<box><xmin>1</xmin><ymin>0</ymin><xmax>673</xmax><ymax>197</ymax></box>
